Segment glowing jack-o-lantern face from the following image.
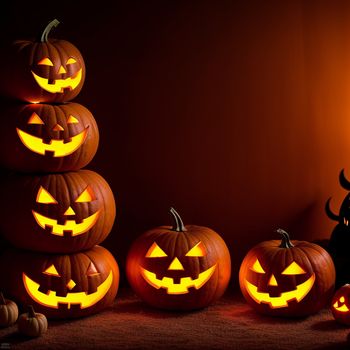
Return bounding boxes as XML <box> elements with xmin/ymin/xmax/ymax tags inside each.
<box><xmin>331</xmin><ymin>284</ymin><xmax>350</xmax><ymax>325</ymax></box>
<box><xmin>239</xmin><ymin>229</ymin><xmax>336</xmax><ymax>317</ymax></box>
<box><xmin>126</xmin><ymin>208</ymin><xmax>231</xmax><ymax>310</ymax></box>
<box><xmin>0</xmin><ymin>103</ymin><xmax>99</xmax><ymax>173</ymax></box>
<box><xmin>0</xmin><ymin>170</ymin><xmax>116</xmax><ymax>254</ymax></box>
<box><xmin>0</xmin><ymin>19</ymin><xmax>85</xmax><ymax>103</ymax></box>
<box><xmin>0</xmin><ymin>246</ymin><xmax>119</xmax><ymax>319</ymax></box>
<box><xmin>33</xmin><ymin>185</ymin><xmax>101</xmax><ymax>236</ymax></box>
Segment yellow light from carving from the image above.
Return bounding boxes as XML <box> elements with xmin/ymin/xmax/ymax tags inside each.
<box><xmin>38</xmin><ymin>57</ymin><xmax>53</xmax><ymax>66</ymax></box>
<box><xmin>244</xmin><ymin>274</ymin><xmax>315</xmax><ymax>308</ymax></box>
<box><xmin>250</xmin><ymin>259</ymin><xmax>265</xmax><ymax>274</ymax></box>
<box><xmin>43</xmin><ymin>264</ymin><xmax>60</xmax><ymax>277</ymax></box>
<box><xmin>268</xmin><ymin>274</ymin><xmax>278</xmax><ymax>286</ymax></box>
<box><xmin>31</xmin><ymin>68</ymin><xmax>82</xmax><ymax>93</ymax></box>
<box><xmin>28</xmin><ymin>112</ymin><xmax>44</xmax><ymax>124</ymax></box>
<box><xmin>146</xmin><ymin>242</ymin><xmax>168</xmax><ymax>258</ymax></box>
<box><xmin>66</xmin><ymin>279</ymin><xmax>76</xmax><ymax>290</ymax></box>
<box><xmin>16</xmin><ymin>126</ymin><xmax>89</xmax><ymax>157</ymax></box>
<box><xmin>168</xmin><ymin>257</ymin><xmax>184</xmax><ymax>271</ymax></box>
<box><xmin>64</xmin><ymin>206</ymin><xmax>76</xmax><ymax>216</ymax></box>
<box><xmin>185</xmin><ymin>241</ymin><xmax>205</xmax><ymax>257</ymax></box>
<box><xmin>23</xmin><ymin>270</ymin><xmax>113</xmax><ymax>309</ymax></box>
<box><xmin>281</xmin><ymin>261</ymin><xmax>306</xmax><ymax>275</ymax></box>
<box><xmin>32</xmin><ymin>209</ymin><xmax>101</xmax><ymax>236</ymax></box>
<box><xmin>58</xmin><ymin>65</ymin><xmax>66</xmax><ymax>74</ymax></box>
<box><xmin>333</xmin><ymin>297</ymin><xmax>350</xmax><ymax>313</ymax></box>
<box><xmin>141</xmin><ymin>264</ymin><xmax>217</xmax><ymax>295</ymax></box>
<box><xmin>67</xmin><ymin>58</ymin><xmax>77</xmax><ymax>64</ymax></box>
<box><xmin>67</xmin><ymin>115</ymin><xmax>79</xmax><ymax>124</ymax></box>
<box><xmin>37</xmin><ymin>186</ymin><xmax>58</xmax><ymax>204</ymax></box>
<box><xmin>75</xmin><ymin>186</ymin><xmax>95</xmax><ymax>203</ymax></box>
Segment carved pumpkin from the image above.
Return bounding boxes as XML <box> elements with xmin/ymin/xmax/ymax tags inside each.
<box><xmin>0</xmin><ymin>292</ymin><xmax>18</xmax><ymax>327</ymax></box>
<box><xmin>0</xmin><ymin>170</ymin><xmax>116</xmax><ymax>253</ymax></box>
<box><xmin>331</xmin><ymin>284</ymin><xmax>350</xmax><ymax>325</ymax></box>
<box><xmin>0</xmin><ymin>246</ymin><xmax>119</xmax><ymax>319</ymax></box>
<box><xmin>126</xmin><ymin>208</ymin><xmax>231</xmax><ymax>310</ymax></box>
<box><xmin>239</xmin><ymin>229</ymin><xmax>335</xmax><ymax>317</ymax></box>
<box><xmin>18</xmin><ymin>306</ymin><xmax>47</xmax><ymax>337</ymax></box>
<box><xmin>0</xmin><ymin>19</ymin><xmax>85</xmax><ymax>103</ymax></box>
<box><xmin>326</xmin><ymin>169</ymin><xmax>350</xmax><ymax>288</ymax></box>
<box><xmin>0</xmin><ymin>102</ymin><xmax>98</xmax><ymax>173</ymax></box>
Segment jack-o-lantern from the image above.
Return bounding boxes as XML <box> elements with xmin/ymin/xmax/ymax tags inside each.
<box><xmin>331</xmin><ymin>284</ymin><xmax>350</xmax><ymax>325</ymax></box>
<box><xmin>0</xmin><ymin>246</ymin><xmax>119</xmax><ymax>319</ymax></box>
<box><xmin>0</xmin><ymin>102</ymin><xmax>98</xmax><ymax>173</ymax></box>
<box><xmin>239</xmin><ymin>229</ymin><xmax>335</xmax><ymax>317</ymax></box>
<box><xmin>0</xmin><ymin>170</ymin><xmax>116</xmax><ymax>253</ymax></box>
<box><xmin>126</xmin><ymin>208</ymin><xmax>231</xmax><ymax>310</ymax></box>
<box><xmin>0</xmin><ymin>19</ymin><xmax>85</xmax><ymax>103</ymax></box>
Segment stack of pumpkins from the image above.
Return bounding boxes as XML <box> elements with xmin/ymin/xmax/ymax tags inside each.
<box><xmin>0</xmin><ymin>19</ymin><xmax>119</xmax><ymax>319</ymax></box>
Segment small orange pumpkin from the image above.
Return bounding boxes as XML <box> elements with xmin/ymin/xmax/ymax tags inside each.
<box><xmin>331</xmin><ymin>284</ymin><xmax>350</xmax><ymax>325</ymax></box>
<box><xmin>239</xmin><ymin>229</ymin><xmax>336</xmax><ymax>317</ymax></box>
<box><xmin>0</xmin><ymin>292</ymin><xmax>18</xmax><ymax>327</ymax></box>
<box><xmin>18</xmin><ymin>306</ymin><xmax>48</xmax><ymax>337</ymax></box>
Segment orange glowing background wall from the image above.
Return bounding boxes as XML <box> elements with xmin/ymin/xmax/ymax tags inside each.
<box><xmin>1</xmin><ymin>0</ymin><xmax>350</xmax><ymax>287</ymax></box>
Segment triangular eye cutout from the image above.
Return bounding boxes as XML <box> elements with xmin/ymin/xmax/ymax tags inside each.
<box><xmin>86</xmin><ymin>262</ymin><xmax>99</xmax><ymax>276</ymax></box>
<box><xmin>38</xmin><ymin>57</ymin><xmax>53</xmax><ymax>66</ymax></box>
<box><xmin>75</xmin><ymin>186</ymin><xmax>95</xmax><ymax>203</ymax></box>
<box><xmin>36</xmin><ymin>186</ymin><xmax>58</xmax><ymax>204</ymax></box>
<box><xmin>146</xmin><ymin>242</ymin><xmax>168</xmax><ymax>258</ymax></box>
<box><xmin>185</xmin><ymin>241</ymin><xmax>206</xmax><ymax>257</ymax></box>
<box><xmin>67</xmin><ymin>115</ymin><xmax>79</xmax><ymax>124</ymax></box>
<box><xmin>250</xmin><ymin>258</ymin><xmax>265</xmax><ymax>273</ymax></box>
<box><xmin>66</xmin><ymin>57</ymin><xmax>77</xmax><ymax>64</ymax></box>
<box><xmin>28</xmin><ymin>112</ymin><xmax>44</xmax><ymax>125</ymax></box>
<box><xmin>43</xmin><ymin>264</ymin><xmax>60</xmax><ymax>276</ymax></box>
<box><xmin>281</xmin><ymin>261</ymin><xmax>306</xmax><ymax>275</ymax></box>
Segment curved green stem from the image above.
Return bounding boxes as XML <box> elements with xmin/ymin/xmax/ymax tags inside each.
<box><xmin>41</xmin><ymin>19</ymin><xmax>60</xmax><ymax>42</ymax></box>
<box><xmin>170</xmin><ymin>207</ymin><xmax>187</xmax><ymax>232</ymax></box>
<box><xmin>276</xmin><ymin>228</ymin><xmax>294</xmax><ymax>248</ymax></box>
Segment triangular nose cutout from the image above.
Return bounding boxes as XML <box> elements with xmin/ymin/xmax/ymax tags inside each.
<box><xmin>52</xmin><ymin>123</ymin><xmax>64</xmax><ymax>131</ymax></box>
<box><xmin>58</xmin><ymin>65</ymin><xmax>67</xmax><ymax>74</ymax></box>
<box><xmin>168</xmin><ymin>257</ymin><xmax>184</xmax><ymax>270</ymax></box>
<box><xmin>64</xmin><ymin>206</ymin><xmax>75</xmax><ymax>216</ymax></box>
<box><xmin>268</xmin><ymin>274</ymin><xmax>278</xmax><ymax>286</ymax></box>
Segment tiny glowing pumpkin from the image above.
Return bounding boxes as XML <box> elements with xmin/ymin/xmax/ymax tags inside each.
<box><xmin>0</xmin><ymin>102</ymin><xmax>98</xmax><ymax>173</ymax></box>
<box><xmin>0</xmin><ymin>170</ymin><xmax>116</xmax><ymax>253</ymax></box>
<box><xmin>0</xmin><ymin>246</ymin><xmax>119</xmax><ymax>319</ymax></box>
<box><xmin>239</xmin><ymin>229</ymin><xmax>335</xmax><ymax>317</ymax></box>
<box><xmin>126</xmin><ymin>208</ymin><xmax>231</xmax><ymax>310</ymax></box>
<box><xmin>0</xmin><ymin>19</ymin><xmax>85</xmax><ymax>103</ymax></box>
<box><xmin>331</xmin><ymin>284</ymin><xmax>350</xmax><ymax>325</ymax></box>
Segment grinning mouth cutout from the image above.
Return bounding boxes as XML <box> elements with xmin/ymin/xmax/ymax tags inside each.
<box><xmin>32</xmin><ymin>209</ymin><xmax>101</xmax><ymax>236</ymax></box>
<box><xmin>31</xmin><ymin>68</ymin><xmax>83</xmax><ymax>93</ymax></box>
<box><xmin>140</xmin><ymin>264</ymin><xmax>217</xmax><ymax>295</ymax></box>
<box><xmin>23</xmin><ymin>271</ymin><xmax>113</xmax><ymax>309</ymax></box>
<box><xmin>16</xmin><ymin>127</ymin><xmax>89</xmax><ymax>157</ymax></box>
<box><xmin>244</xmin><ymin>274</ymin><xmax>315</xmax><ymax>308</ymax></box>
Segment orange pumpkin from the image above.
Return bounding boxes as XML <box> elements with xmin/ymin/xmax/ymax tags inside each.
<box><xmin>331</xmin><ymin>284</ymin><xmax>350</xmax><ymax>325</ymax></box>
<box><xmin>0</xmin><ymin>19</ymin><xmax>85</xmax><ymax>103</ymax></box>
<box><xmin>239</xmin><ymin>229</ymin><xmax>335</xmax><ymax>317</ymax></box>
<box><xmin>0</xmin><ymin>102</ymin><xmax>98</xmax><ymax>173</ymax></box>
<box><xmin>126</xmin><ymin>208</ymin><xmax>231</xmax><ymax>310</ymax></box>
<box><xmin>0</xmin><ymin>170</ymin><xmax>116</xmax><ymax>253</ymax></box>
<box><xmin>0</xmin><ymin>246</ymin><xmax>119</xmax><ymax>319</ymax></box>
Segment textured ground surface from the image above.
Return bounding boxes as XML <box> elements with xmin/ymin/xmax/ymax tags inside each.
<box><xmin>0</xmin><ymin>289</ymin><xmax>349</xmax><ymax>350</ymax></box>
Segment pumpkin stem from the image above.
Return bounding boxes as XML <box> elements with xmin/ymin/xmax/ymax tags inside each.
<box><xmin>40</xmin><ymin>19</ymin><xmax>60</xmax><ymax>42</ymax></box>
<box><xmin>0</xmin><ymin>292</ymin><xmax>6</xmax><ymax>305</ymax></box>
<box><xmin>276</xmin><ymin>228</ymin><xmax>294</xmax><ymax>248</ymax></box>
<box><xmin>28</xmin><ymin>305</ymin><xmax>36</xmax><ymax>318</ymax></box>
<box><xmin>169</xmin><ymin>207</ymin><xmax>187</xmax><ymax>232</ymax></box>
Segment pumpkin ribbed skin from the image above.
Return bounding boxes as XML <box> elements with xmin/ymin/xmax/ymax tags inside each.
<box><xmin>18</xmin><ymin>306</ymin><xmax>47</xmax><ymax>337</ymax></box>
<box><xmin>0</xmin><ymin>170</ymin><xmax>116</xmax><ymax>253</ymax></box>
<box><xmin>0</xmin><ymin>102</ymin><xmax>99</xmax><ymax>173</ymax></box>
<box><xmin>126</xmin><ymin>209</ymin><xmax>231</xmax><ymax>310</ymax></box>
<box><xmin>239</xmin><ymin>230</ymin><xmax>336</xmax><ymax>317</ymax></box>
<box><xmin>0</xmin><ymin>33</ymin><xmax>85</xmax><ymax>103</ymax></box>
<box><xmin>0</xmin><ymin>246</ymin><xmax>119</xmax><ymax>319</ymax></box>
<box><xmin>0</xmin><ymin>293</ymin><xmax>18</xmax><ymax>327</ymax></box>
